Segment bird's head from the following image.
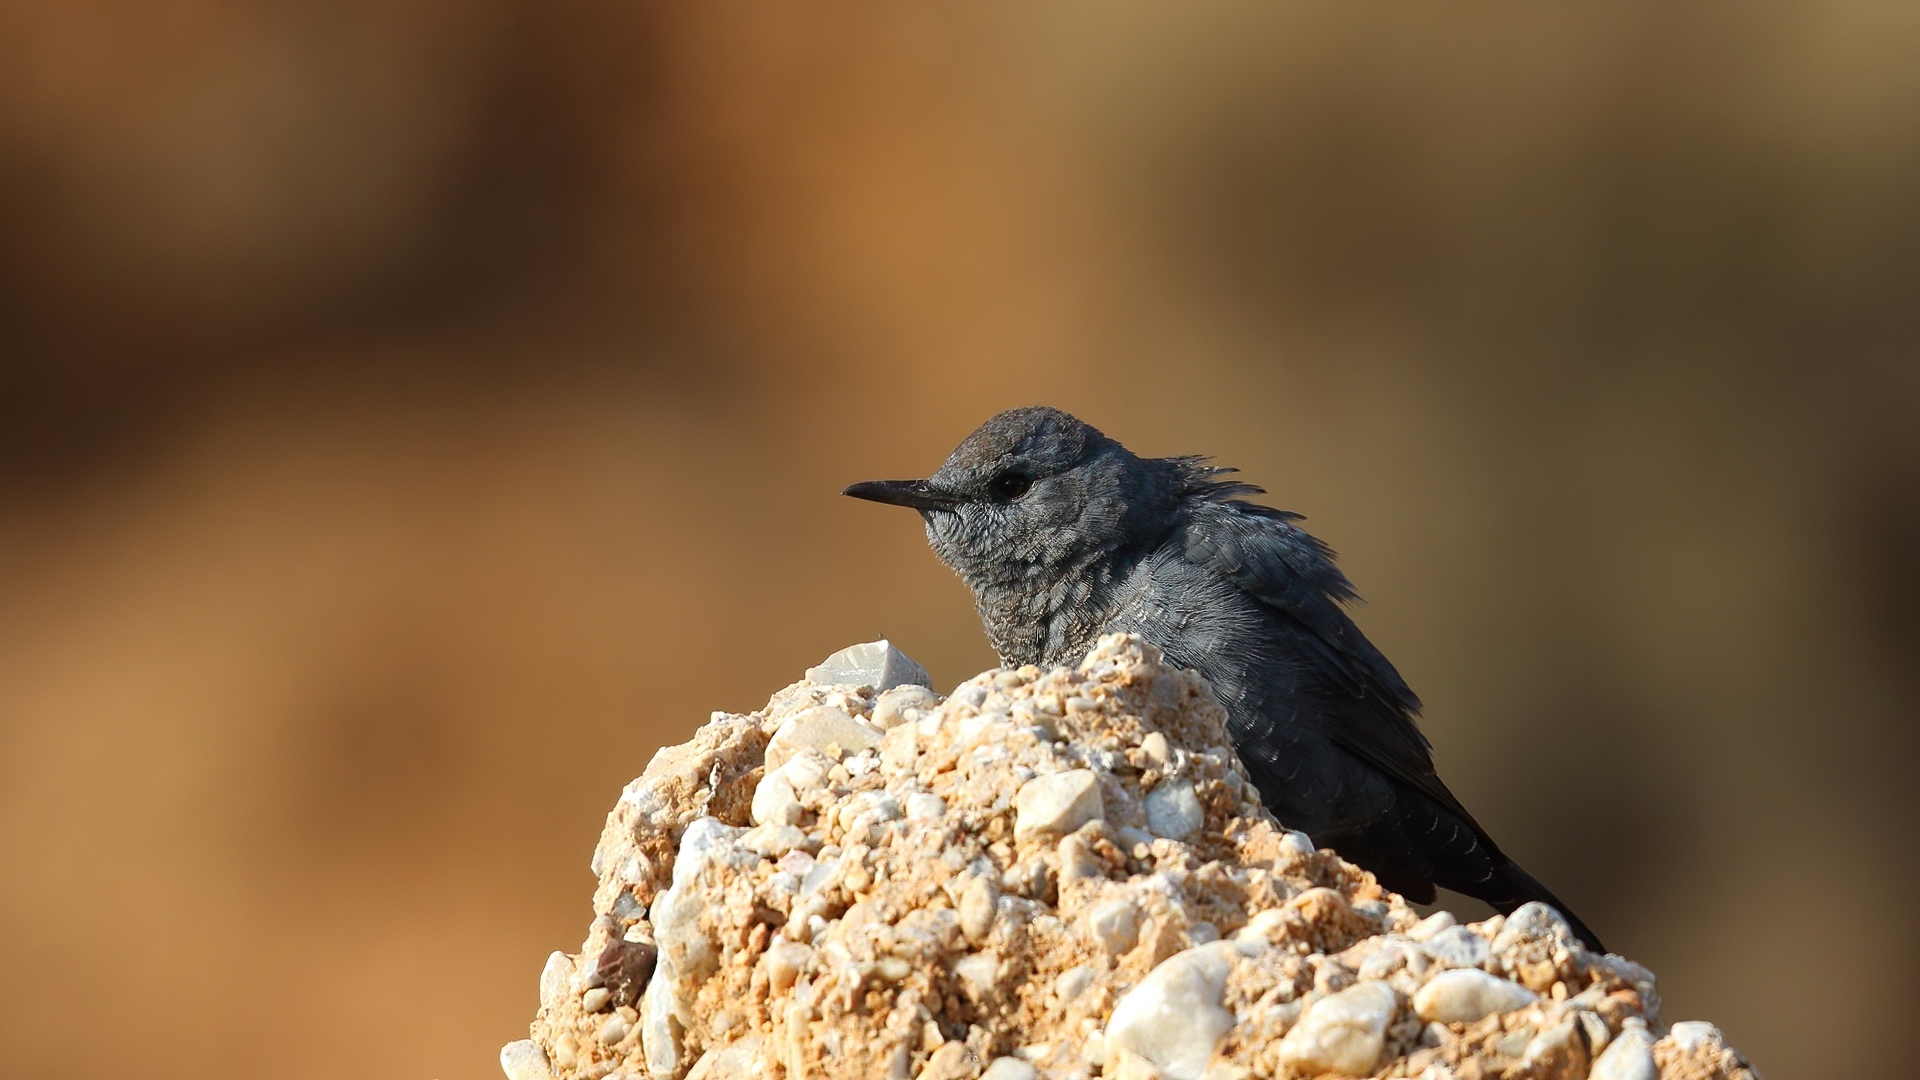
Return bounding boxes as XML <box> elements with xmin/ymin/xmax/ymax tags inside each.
<box><xmin>843</xmin><ymin>406</ymin><xmax>1179</xmax><ymax>594</ymax></box>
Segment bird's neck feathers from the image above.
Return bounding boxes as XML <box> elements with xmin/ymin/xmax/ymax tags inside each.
<box><xmin>948</xmin><ymin>454</ymin><xmax>1193</xmax><ymax>667</ymax></box>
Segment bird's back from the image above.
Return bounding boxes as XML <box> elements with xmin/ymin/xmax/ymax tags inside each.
<box><xmin>1084</xmin><ymin>500</ymin><xmax>1607</xmax><ymax>950</ymax></box>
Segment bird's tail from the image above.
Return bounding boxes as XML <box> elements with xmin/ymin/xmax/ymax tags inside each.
<box><xmin>1494</xmin><ymin>857</ymin><xmax>1607</xmax><ymax>955</ymax></box>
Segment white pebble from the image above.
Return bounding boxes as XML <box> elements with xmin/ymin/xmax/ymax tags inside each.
<box><xmin>1140</xmin><ymin>731</ymin><xmax>1171</xmax><ymax>767</ymax></box>
<box><xmin>955</xmin><ymin>952</ymin><xmax>1001</xmax><ymax>1002</ymax></box>
<box><xmin>580</xmin><ymin>986</ymin><xmax>611</xmax><ymax>1013</ymax></box>
<box><xmin>741</xmin><ymin>823</ymin><xmax>808</xmax><ymax>858</ymax></box>
<box><xmin>1105</xmin><ymin>942</ymin><xmax>1240</xmax><ymax>1080</ymax></box>
<box><xmin>1144</xmin><ymin>779</ymin><xmax>1203</xmax><ymax>840</ymax></box>
<box><xmin>780</xmin><ymin>753</ymin><xmax>829</xmax><ymax>792</ymax></box>
<box><xmin>1411</xmin><ymin>969</ymin><xmax>1538</xmax><ymax>1024</ymax></box>
<box><xmin>981</xmin><ymin>1057</ymin><xmax>1038</xmax><ymax>1080</ymax></box>
<box><xmin>906</xmin><ymin>792</ymin><xmax>947</xmax><ymax>820</ymax></box>
<box><xmin>961</xmin><ymin>875</ymin><xmax>999</xmax><ymax>943</ymax></box>
<box><xmin>499</xmin><ymin>1039</ymin><xmax>553</xmax><ymax>1080</ymax></box>
<box><xmin>1014</xmin><ymin>769</ymin><xmax>1105</xmax><ymax>837</ymax></box>
<box><xmin>750</xmin><ymin>772</ymin><xmax>802</xmax><ymax>827</ymax></box>
<box><xmin>1577</xmin><ymin>1010</ymin><xmax>1612</xmax><ymax>1055</ymax></box>
<box><xmin>1085</xmin><ymin>898</ymin><xmax>1141</xmax><ymax>955</ymax></box>
<box><xmin>1421</xmin><ymin>926</ymin><xmax>1491</xmax><ymax>969</ymax></box>
<box><xmin>762</xmin><ymin>939</ymin><xmax>811</xmax><ymax>992</ymax></box>
<box><xmin>1405</xmin><ymin>910</ymin><xmax>1457</xmax><ymax>941</ymax></box>
<box><xmin>1055</xmin><ymin>964</ymin><xmax>1096</xmax><ymax>1003</ymax></box>
<box><xmin>1668</xmin><ymin>1021</ymin><xmax>1724</xmax><ymax>1052</ymax></box>
<box><xmin>1277</xmin><ymin>831</ymin><xmax>1316</xmax><ymax>859</ymax></box>
<box><xmin>1277</xmin><ymin>980</ymin><xmax>1398</xmax><ymax>1076</ymax></box>
<box><xmin>804</xmin><ymin>639</ymin><xmax>931</xmax><ymax>691</ymax></box>
<box><xmin>1489</xmin><ymin>901</ymin><xmax>1577</xmax><ymax>955</ymax></box>
<box><xmin>596</xmin><ymin>1012</ymin><xmax>632</xmax><ymax>1045</ymax></box>
<box><xmin>765</xmin><ymin>706</ymin><xmax>884</xmax><ymax>771</ymax></box>
<box><xmin>538</xmin><ymin>951</ymin><xmax>573</xmax><ymax>1009</ymax></box>
<box><xmin>1590</xmin><ymin>1027</ymin><xmax>1658</xmax><ymax>1080</ymax></box>
<box><xmin>872</xmin><ymin>683</ymin><xmax>939</xmax><ymax>728</ymax></box>
<box><xmin>1058</xmin><ymin>834</ymin><xmax>1104</xmax><ymax>883</ymax></box>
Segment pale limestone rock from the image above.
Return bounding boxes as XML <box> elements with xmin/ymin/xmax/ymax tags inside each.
<box><xmin>1669</xmin><ymin>1020</ymin><xmax>1724</xmax><ymax>1052</ymax></box>
<box><xmin>1411</xmin><ymin>968</ymin><xmax>1538</xmax><ymax>1024</ymax></box>
<box><xmin>804</xmin><ymin>639</ymin><xmax>931</xmax><ymax>692</ymax></box>
<box><xmin>499</xmin><ymin>1039</ymin><xmax>553</xmax><ymax>1080</ymax></box>
<box><xmin>1014</xmin><ymin>769</ymin><xmax>1103</xmax><ymax>837</ymax></box>
<box><xmin>1085</xmin><ymin>897</ymin><xmax>1142</xmax><ymax>955</ymax></box>
<box><xmin>1277</xmin><ymin>981</ymin><xmax>1398</xmax><ymax>1076</ymax></box>
<box><xmin>1590</xmin><ymin>1027</ymin><xmax>1658</xmax><ymax>1080</ymax></box>
<box><xmin>508</xmin><ymin>634</ymin><xmax>1754</xmax><ymax>1080</ymax></box>
<box><xmin>1105</xmin><ymin>942</ymin><xmax>1242</xmax><ymax>1080</ymax></box>
<box><xmin>1405</xmin><ymin>910</ymin><xmax>1456</xmax><ymax>941</ymax></box>
<box><xmin>538</xmin><ymin>951</ymin><xmax>573</xmax><ymax>1011</ymax></box>
<box><xmin>872</xmin><ymin>684</ymin><xmax>940</xmax><ymax>729</ymax></box>
<box><xmin>749</xmin><ymin>772</ymin><xmax>801</xmax><ymax>827</ymax></box>
<box><xmin>981</xmin><ymin>1056</ymin><xmax>1038</xmax><ymax>1080</ymax></box>
<box><xmin>960</xmin><ymin>874</ymin><xmax>998</xmax><ymax>943</ymax></box>
<box><xmin>1144</xmin><ymin>778</ymin><xmax>1202</xmax><ymax>840</ymax></box>
<box><xmin>764</xmin><ymin>706</ymin><xmax>882</xmax><ymax>771</ymax></box>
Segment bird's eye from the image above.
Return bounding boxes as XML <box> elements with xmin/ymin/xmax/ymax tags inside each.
<box><xmin>989</xmin><ymin>471</ymin><xmax>1032</xmax><ymax>501</ymax></box>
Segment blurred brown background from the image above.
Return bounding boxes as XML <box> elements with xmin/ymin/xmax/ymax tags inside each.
<box><xmin>0</xmin><ymin>4</ymin><xmax>1915</xmax><ymax>1078</ymax></box>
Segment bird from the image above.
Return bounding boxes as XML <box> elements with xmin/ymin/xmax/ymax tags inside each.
<box><xmin>843</xmin><ymin>405</ymin><xmax>1606</xmax><ymax>952</ymax></box>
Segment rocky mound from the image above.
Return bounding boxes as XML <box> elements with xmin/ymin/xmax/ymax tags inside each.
<box><xmin>501</xmin><ymin>636</ymin><xmax>1758</xmax><ymax>1080</ymax></box>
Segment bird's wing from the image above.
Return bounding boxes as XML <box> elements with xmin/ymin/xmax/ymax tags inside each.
<box><xmin>1181</xmin><ymin>499</ymin><xmax>1477</xmax><ymax>820</ymax></box>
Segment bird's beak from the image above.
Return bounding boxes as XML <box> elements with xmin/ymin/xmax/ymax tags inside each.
<box><xmin>842</xmin><ymin>479</ymin><xmax>958</xmax><ymax>512</ymax></box>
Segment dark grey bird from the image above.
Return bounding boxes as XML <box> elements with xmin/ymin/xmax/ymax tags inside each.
<box><xmin>844</xmin><ymin>405</ymin><xmax>1605</xmax><ymax>952</ymax></box>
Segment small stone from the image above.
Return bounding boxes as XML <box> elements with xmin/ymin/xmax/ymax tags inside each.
<box><xmin>1015</xmin><ymin>769</ymin><xmax>1104</xmax><ymax>837</ymax></box>
<box><xmin>766</xmin><ymin>707</ymin><xmax>885</xmax><ymax>771</ymax></box>
<box><xmin>780</xmin><ymin>752</ymin><xmax>830</xmax><ymax>792</ymax></box>
<box><xmin>1589</xmin><ymin>1027</ymin><xmax>1658</xmax><ymax>1080</ymax></box>
<box><xmin>1277</xmin><ymin>830</ymin><xmax>1315</xmax><ymax>859</ymax></box>
<box><xmin>1411</xmin><ymin>969</ymin><xmax>1538</xmax><ymax>1024</ymax></box>
<box><xmin>1056</xmin><ymin>964</ymin><xmax>1096</xmax><ymax>1003</ymax></box>
<box><xmin>1144</xmin><ymin>779</ymin><xmax>1203</xmax><ymax>840</ymax></box>
<box><xmin>961</xmin><ymin>875</ymin><xmax>999</xmax><ymax>943</ymax></box>
<box><xmin>741</xmin><ymin>823</ymin><xmax>809</xmax><ymax>858</ymax></box>
<box><xmin>922</xmin><ymin>1042</ymin><xmax>982</xmax><ymax>1080</ymax></box>
<box><xmin>751</xmin><ymin>772</ymin><xmax>803</xmax><ymax>826</ymax></box>
<box><xmin>1105</xmin><ymin>941</ymin><xmax>1239</xmax><ymax>1080</ymax></box>
<box><xmin>1058</xmin><ymin>833</ymin><xmax>1104</xmax><ymax>883</ymax></box>
<box><xmin>1489</xmin><ymin>901</ymin><xmax>1578</xmax><ymax>955</ymax></box>
<box><xmin>906</xmin><ymin>792</ymin><xmax>947</xmax><ymax>820</ymax></box>
<box><xmin>804</xmin><ymin>639</ymin><xmax>932</xmax><ymax>691</ymax></box>
<box><xmin>499</xmin><ymin>1039</ymin><xmax>553</xmax><ymax>1080</ymax></box>
<box><xmin>1085</xmin><ymin>897</ymin><xmax>1141</xmax><ymax>955</ymax></box>
<box><xmin>1140</xmin><ymin>731</ymin><xmax>1171</xmax><ymax>767</ymax></box>
<box><xmin>539</xmin><ymin>951</ymin><xmax>573</xmax><ymax>1009</ymax></box>
<box><xmin>955</xmin><ymin>952</ymin><xmax>1001</xmax><ymax>1002</ymax></box>
<box><xmin>1234</xmin><ymin>909</ymin><xmax>1288</xmax><ymax>943</ymax></box>
<box><xmin>1277</xmin><ymin>980</ymin><xmax>1398</xmax><ymax>1076</ymax></box>
<box><xmin>762</xmin><ymin>939</ymin><xmax>811</xmax><ymax>992</ymax></box>
<box><xmin>1576</xmin><ymin>1010</ymin><xmax>1612</xmax><ymax>1055</ymax></box>
<box><xmin>597</xmin><ymin>1011</ymin><xmax>633</xmax><ymax>1045</ymax></box>
<box><xmin>1667</xmin><ymin>1021</ymin><xmax>1723</xmax><ymax>1052</ymax></box>
<box><xmin>1406</xmin><ymin>910</ymin><xmax>1457</xmax><ymax>941</ymax></box>
<box><xmin>1522</xmin><ymin>1016</ymin><xmax>1590</xmax><ymax>1076</ymax></box>
<box><xmin>1421</xmin><ymin>926</ymin><xmax>1491</xmax><ymax>969</ymax></box>
<box><xmin>982</xmin><ymin>1057</ymin><xmax>1038</xmax><ymax>1080</ymax></box>
<box><xmin>872</xmin><ymin>684</ymin><xmax>940</xmax><ymax>728</ymax></box>
<box><xmin>580</xmin><ymin>986</ymin><xmax>611</xmax><ymax>1013</ymax></box>
<box><xmin>596</xmin><ymin>939</ymin><xmax>659</xmax><ymax>1008</ymax></box>
<box><xmin>686</xmin><ymin>1036</ymin><xmax>765</xmax><ymax>1080</ymax></box>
